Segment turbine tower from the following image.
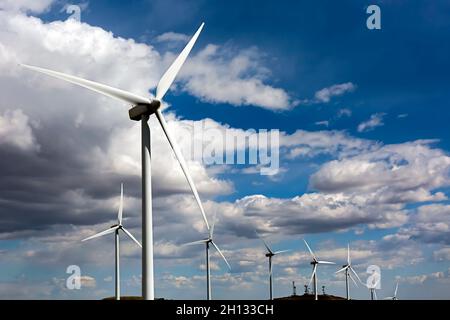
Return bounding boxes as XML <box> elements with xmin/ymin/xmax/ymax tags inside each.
<box><xmin>21</xmin><ymin>23</ymin><xmax>208</xmax><ymax>300</ymax></box>
<box><xmin>304</xmin><ymin>239</ymin><xmax>335</xmax><ymax>301</ymax></box>
<box><xmin>335</xmin><ymin>244</ymin><xmax>361</xmax><ymax>300</ymax></box>
<box><xmin>184</xmin><ymin>215</ymin><xmax>230</xmax><ymax>300</ymax></box>
<box><xmin>258</xmin><ymin>234</ymin><xmax>289</xmax><ymax>300</ymax></box>
<box><xmin>384</xmin><ymin>281</ymin><xmax>399</xmax><ymax>300</ymax></box>
<box><xmin>82</xmin><ymin>183</ymin><xmax>141</xmax><ymax>300</ymax></box>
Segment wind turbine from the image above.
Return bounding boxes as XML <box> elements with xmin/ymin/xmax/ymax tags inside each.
<box><xmin>184</xmin><ymin>215</ymin><xmax>230</xmax><ymax>300</ymax></box>
<box><xmin>257</xmin><ymin>234</ymin><xmax>290</xmax><ymax>300</ymax></box>
<box><xmin>304</xmin><ymin>239</ymin><xmax>335</xmax><ymax>301</ymax></box>
<box><xmin>335</xmin><ymin>244</ymin><xmax>361</xmax><ymax>300</ymax></box>
<box><xmin>383</xmin><ymin>281</ymin><xmax>399</xmax><ymax>300</ymax></box>
<box><xmin>82</xmin><ymin>183</ymin><xmax>141</xmax><ymax>300</ymax></box>
<box><xmin>21</xmin><ymin>23</ymin><xmax>208</xmax><ymax>300</ymax></box>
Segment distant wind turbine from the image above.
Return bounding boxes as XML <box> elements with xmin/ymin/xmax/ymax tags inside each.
<box><xmin>184</xmin><ymin>214</ymin><xmax>230</xmax><ymax>300</ymax></box>
<box><xmin>383</xmin><ymin>281</ymin><xmax>399</xmax><ymax>300</ymax></box>
<box><xmin>82</xmin><ymin>183</ymin><xmax>141</xmax><ymax>300</ymax></box>
<box><xmin>304</xmin><ymin>239</ymin><xmax>335</xmax><ymax>301</ymax></box>
<box><xmin>21</xmin><ymin>23</ymin><xmax>207</xmax><ymax>300</ymax></box>
<box><xmin>257</xmin><ymin>233</ymin><xmax>290</xmax><ymax>300</ymax></box>
<box><xmin>335</xmin><ymin>244</ymin><xmax>361</xmax><ymax>300</ymax></box>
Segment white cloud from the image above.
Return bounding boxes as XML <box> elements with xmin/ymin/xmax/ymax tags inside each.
<box><xmin>155</xmin><ymin>32</ymin><xmax>189</xmax><ymax>43</ymax></box>
<box><xmin>0</xmin><ymin>0</ymin><xmax>54</xmax><ymax>13</ymax></box>
<box><xmin>404</xmin><ymin>204</ymin><xmax>450</xmax><ymax>244</ymax></box>
<box><xmin>310</xmin><ymin>140</ymin><xmax>450</xmax><ymax>205</ymax></box>
<box><xmin>433</xmin><ymin>247</ymin><xmax>450</xmax><ymax>261</ymax></box>
<box><xmin>314</xmin><ymin>82</ymin><xmax>356</xmax><ymax>103</ymax></box>
<box><xmin>315</xmin><ymin>120</ymin><xmax>329</xmax><ymax>127</ymax></box>
<box><xmin>400</xmin><ymin>270</ymin><xmax>449</xmax><ymax>285</ymax></box>
<box><xmin>357</xmin><ymin>113</ymin><xmax>386</xmax><ymax>132</ymax></box>
<box><xmin>337</xmin><ymin>108</ymin><xmax>352</xmax><ymax>118</ymax></box>
<box><xmin>0</xmin><ymin>109</ymin><xmax>38</xmax><ymax>151</ymax></box>
<box><xmin>281</xmin><ymin>129</ymin><xmax>376</xmax><ymax>159</ymax></box>
<box><xmin>179</xmin><ymin>45</ymin><xmax>294</xmax><ymax>110</ymax></box>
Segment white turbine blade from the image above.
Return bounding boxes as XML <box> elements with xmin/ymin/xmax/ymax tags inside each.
<box><xmin>211</xmin><ymin>241</ymin><xmax>231</xmax><ymax>270</ymax></box>
<box><xmin>373</xmin><ymin>290</ymin><xmax>378</xmax><ymax>300</ymax></box>
<box><xmin>348</xmin><ymin>272</ymin><xmax>358</xmax><ymax>287</ymax></box>
<box><xmin>21</xmin><ymin>64</ymin><xmax>150</xmax><ymax>105</ymax></box>
<box><xmin>255</xmin><ymin>232</ymin><xmax>273</xmax><ymax>254</ymax></box>
<box><xmin>118</xmin><ymin>183</ymin><xmax>124</xmax><ymax>224</ymax></box>
<box><xmin>273</xmin><ymin>249</ymin><xmax>290</xmax><ymax>255</ymax></box>
<box><xmin>155</xmin><ymin>23</ymin><xmax>204</xmax><ymax>101</ymax></box>
<box><xmin>394</xmin><ymin>282</ymin><xmax>399</xmax><ymax>297</ymax></box>
<box><xmin>210</xmin><ymin>212</ymin><xmax>217</xmax><ymax>239</ymax></box>
<box><xmin>155</xmin><ymin>109</ymin><xmax>210</xmax><ymax>230</ymax></box>
<box><xmin>317</xmin><ymin>260</ymin><xmax>335</xmax><ymax>265</ymax></box>
<box><xmin>82</xmin><ymin>226</ymin><xmax>118</xmax><ymax>242</ymax></box>
<box><xmin>121</xmin><ymin>227</ymin><xmax>142</xmax><ymax>248</ymax></box>
<box><xmin>349</xmin><ymin>266</ymin><xmax>362</xmax><ymax>284</ymax></box>
<box><xmin>182</xmin><ymin>239</ymin><xmax>208</xmax><ymax>246</ymax></box>
<box><xmin>303</xmin><ymin>239</ymin><xmax>317</xmax><ymax>261</ymax></box>
<box><xmin>308</xmin><ymin>265</ymin><xmax>317</xmax><ymax>287</ymax></box>
<box><xmin>347</xmin><ymin>244</ymin><xmax>351</xmax><ymax>265</ymax></box>
<box><xmin>335</xmin><ymin>266</ymin><xmax>348</xmax><ymax>274</ymax></box>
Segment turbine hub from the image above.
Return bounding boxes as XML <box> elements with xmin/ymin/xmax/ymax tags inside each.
<box><xmin>128</xmin><ymin>100</ymin><xmax>161</xmax><ymax>121</ymax></box>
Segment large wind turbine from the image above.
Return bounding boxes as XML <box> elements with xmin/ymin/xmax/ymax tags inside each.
<box><xmin>257</xmin><ymin>235</ymin><xmax>290</xmax><ymax>300</ymax></box>
<box><xmin>21</xmin><ymin>23</ymin><xmax>208</xmax><ymax>300</ymax></box>
<box><xmin>184</xmin><ymin>215</ymin><xmax>231</xmax><ymax>300</ymax></box>
<box><xmin>335</xmin><ymin>244</ymin><xmax>361</xmax><ymax>300</ymax></box>
<box><xmin>82</xmin><ymin>183</ymin><xmax>141</xmax><ymax>300</ymax></box>
<box><xmin>383</xmin><ymin>281</ymin><xmax>399</xmax><ymax>300</ymax></box>
<box><xmin>304</xmin><ymin>239</ymin><xmax>335</xmax><ymax>301</ymax></box>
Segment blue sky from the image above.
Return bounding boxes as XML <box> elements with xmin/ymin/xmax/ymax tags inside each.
<box><xmin>0</xmin><ymin>0</ymin><xmax>450</xmax><ymax>300</ymax></box>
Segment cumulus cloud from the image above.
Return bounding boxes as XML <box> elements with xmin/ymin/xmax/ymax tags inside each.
<box><xmin>179</xmin><ymin>45</ymin><xmax>294</xmax><ymax>110</ymax></box>
<box><xmin>0</xmin><ymin>109</ymin><xmax>38</xmax><ymax>151</ymax></box>
<box><xmin>310</xmin><ymin>140</ymin><xmax>450</xmax><ymax>206</ymax></box>
<box><xmin>0</xmin><ymin>0</ymin><xmax>54</xmax><ymax>13</ymax></box>
<box><xmin>403</xmin><ymin>204</ymin><xmax>450</xmax><ymax>245</ymax></box>
<box><xmin>357</xmin><ymin>113</ymin><xmax>386</xmax><ymax>132</ymax></box>
<box><xmin>281</xmin><ymin>129</ymin><xmax>376</xmax><ymax>160</ymax></box>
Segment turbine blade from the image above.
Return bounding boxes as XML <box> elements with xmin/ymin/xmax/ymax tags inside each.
<box><xmin>121</xmin><ymin>227</ymin><xmax>142</xmax><ymax>248</ymax></box>
<box><xmin>255</xmin><ymin>232</ymin><xmax>273</xmax><ymax>254</ymax></box>
<box><xmin>347</xmin><ymin>244</ymin><xmax>351</xmax><ymax>265</ymax></box>
<box><xmin>394</xmin><ymin>282</ymin><xmax>399</xmax><ymax>297</ymax></box>
<box><xmin>335</xmin><ymin>266</ymin><xmax>348</xmax><ymax>274</ymax></box>
<box><xmin>210</xmin><ymin>211</ymin><xmax>217</xmax><ymax>239</ymax></box>
<box><xmin>211</xmin><ymin>241</ymin><xmax>231</xmax><ymax>270</ymax></box>
<box><xmin>155</xmin><ymin>109</ymin><xmax>210</xmax><ymax>231</ymax></box>
<box><xmin>349</xmin><ymin>266</ymin><xmax>362</xmax><ymax>284</ymax></box>
<box><xmin>303</xmin><ymin>239</ymin><xmax>317</xmax><ymax>261</ymax></box>
<box><xmin>82</xmin><ymin>226</ymin><xmax>117</xmax><ymax>242</ymax></box>
<box><xmin>308</xmin><ymin>265</ymin><xmax>317</xmax><ymax>287</ymax></box>
<box><xmin>273</xmin><ymin>249</ymin><xmax>290</xmax><ymax>255</ymax></box>
<box><xmin>348</xmin><ymin>272</ymin><xmax>358</xmax><ymax>287</ymax></box>
<box><xmin>118</xmin><ymin>183</ymin><xmax>124</xmax><ymax>224</ymax></box>
<box><xmin>21</xmin><ymin>64</ymin><xmax>150</xmax><ymax>105</ymax></box>
<box><xmin>373</xmin><ymin>290</ymin><xmax>378</xmax><ymax>300</ymax></box>
<box><xmin>317</xmin><ymin>260</ymin><xmax>335</xmax><ymax>265</ymax></box>
<box><xmin>155</xmin><ymin>23</ymin><xmax>204</xmax><ymax>101</ymax></box>
<box><xmin>182</xmin><ymin>239</ymin><xmax>209</xmax><ymax>246</ymax></box>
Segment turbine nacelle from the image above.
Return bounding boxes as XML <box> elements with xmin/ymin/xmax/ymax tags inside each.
<box><xmin>129</xmin><ymin>101</ymin><xmax>161</xmax><ymax>121</ymax></box>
